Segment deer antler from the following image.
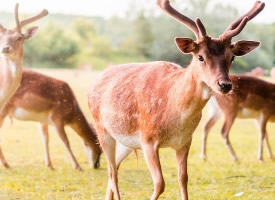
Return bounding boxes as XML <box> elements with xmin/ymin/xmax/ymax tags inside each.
<box><xmin>20</xmin><ymin>9</ymin><xmax>48</xmax><ymax>28</ymax></box>
<box><xmin>195</xmin><ymin>18</ymin><xmax>207</xmax><ymax>38</ymax></box>
<box><xmin>157</xmin><ymin>0</ymin><xmax>207</xmax><ymax>40</ymax></box>
<box><xmin>221</xmin><ymin>1</ymin><xmax>265</xmax><ymax>40</ymax></box>
<box><xmin>14</xmin><ymin>3</ymin><xmax>48</xmax><ymax>33</ymax></box>
<box><xmin>14</xmin><ymin>3</ymin><xmax>21</xmax><ymax>31</ymax></box>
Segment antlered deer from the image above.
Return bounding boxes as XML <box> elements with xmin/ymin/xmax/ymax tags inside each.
<box><xmin>0</xmin><ymin>70</ymin><xmax>101</xmax><ymax>170</ymax></box>
<box><xmin>0</xmin><ymin>4</ymin><xmax>47</xmax><ymax>110</ymax></box>
<box><xmin>201</xmin><ymin>75</ymin><xmax>274</xmax><ymax>162</ymax></box>
<box><xmin>88</xmin><ymin>0</ymin><xmax>264</xmax><ymax>199</ymax></box>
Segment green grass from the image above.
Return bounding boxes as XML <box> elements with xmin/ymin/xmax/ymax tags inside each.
<box><xmin>0</xmin><ymin>69</ymin><xmax>274</xmax><ymax>200</ymax></box>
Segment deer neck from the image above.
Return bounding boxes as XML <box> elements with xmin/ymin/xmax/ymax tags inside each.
<box><xmin>0</xmin><ymin>55</ymin><xmax>23</xmax><ymax>107</ymax></box>
<box><xmin>171</xmin><ymin>60</ymin><xmax>212</xmax><ymax>116</ymax></box>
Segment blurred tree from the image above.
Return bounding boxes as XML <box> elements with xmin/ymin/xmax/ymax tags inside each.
<box><xmin>24</xmin><ymin>22</ymin><xmax>79</xmax><ymax>68</ymax></box>
<box><xmin>6</xmin><ymin>0</ymin><xmax>272</xmax><ymax>72</ymax></box>
<box><xmin>120</xmin><ymin>11</ymin><xmax>153</xmax><ymax>58</ymax></box>
<box><xmin>70</xmin><ymin>18</ymin><xmax>113</xmax><ymax>70</ymax></box>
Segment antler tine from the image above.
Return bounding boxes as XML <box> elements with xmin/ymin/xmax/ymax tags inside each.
<box><xmin>195</xmin><ymin>18</ymin><xmax>207</xmax><ymax>38</ymax></box>
<box><xmin>222</xmin><ymin>17</ymin><xmax>249</xmax><ymax>39</ymax></box>
<box><xmin>20</xmin><ymin>9</ymin><xmax>48</xmax><ymax>28</ymax></box>
<box><xmin>14</xmin><ymin>3</ymin><xmax>21</xmax><ymax>32</ymax></box>
<box><xmin>222</xmin><ymin>1</ymin><xmax>265</xmax><ymax>40</ymax></box>
<box><xmin>157</xmin><ymin>0</ymin><xmax>200</xmax><ymax>40</ymax></box>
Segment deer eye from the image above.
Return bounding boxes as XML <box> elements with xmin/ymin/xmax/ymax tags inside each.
<box><xmin>198</xmin><ymin>55</ymin><xmax>204</xmax><ymax>62</ymax></box>
<box><xmin>17</xmin><ymin>36</ymin><xmax>23</xmax><ymax>41</ymax></box>
<box><xmin>231</xmin><ymin>56</ymin><xmax>235</xmax><ymax>62</ymax></box>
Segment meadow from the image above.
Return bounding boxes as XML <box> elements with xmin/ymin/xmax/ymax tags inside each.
<box><xmin>0</xmin><ymin>69</ymin><xmax>274</xmax><ymax>200</ymax></box>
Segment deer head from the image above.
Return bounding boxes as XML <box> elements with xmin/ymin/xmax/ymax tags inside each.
<box><xmin>158</xmin><ymin>0</ymin><xmax>264</xmax><ymax>94</ymax></box>
<box><xmin>0</xmin><ymin>3</ymin><xmax>48</xmax><ymax>61</ymax></box>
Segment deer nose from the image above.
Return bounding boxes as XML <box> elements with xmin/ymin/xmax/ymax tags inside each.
<box><xmin>217</xmin><ymin>80</ymin><xmax>232</xmax><ymax>94</ymax></box>
<box><xmin>2</xmin><ymin>46</ymin><xmax>11</xmax><ymax>53</ymax></box>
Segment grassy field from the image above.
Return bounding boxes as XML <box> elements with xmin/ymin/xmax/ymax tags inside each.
<box><xmin>0</xmin><ymin>69</ymin><xmax>274</xmax><ymax>200</ymax></box>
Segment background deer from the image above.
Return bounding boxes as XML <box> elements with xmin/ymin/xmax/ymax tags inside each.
<box><xmin>0</xmin><ymin>70</ymin><xmax>101</xmax><ymax>170</ymax></box>
<box><xmin>88</xmin><ymin>0</ymin><xmax>264</xmax><ymax>199</ymax></box>
<box><xmin>201</xmin><ymin>74</ymin><xmax>274</xmax><ymax>162</ymax></box>
<box><xmin>0</xmin><ymin>4</ymin><xmax>47</xmax><ymax>111</ymax></box>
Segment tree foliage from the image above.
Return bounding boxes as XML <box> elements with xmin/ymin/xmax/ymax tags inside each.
<box><xmin>24</xmin><ymin>22</ymin><xmax>79</xmax><ymax>68</ymax></box>
<box><xmin>14</xmin><ymin>0</ymin><xmax>275</xmax><ymax>72</ymax></box>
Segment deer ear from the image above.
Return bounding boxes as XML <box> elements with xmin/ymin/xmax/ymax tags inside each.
<box><xmin>232</xmin><ymin>40</ymin><xmax>260</xmax><ymax>56</ymax></box>
<box><xmin>174</xmin><ymin>37</ymin><xmax>197</xmax><ymax>54</ymax></box>
<box><xmin>23</xmin><ymin>26</ymin><xmax>39</xmax><ymax>40</ymax></box>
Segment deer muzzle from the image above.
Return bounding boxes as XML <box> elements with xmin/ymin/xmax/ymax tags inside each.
<box><xmin>2</xmin><ymin>46</ymin><xmax>11</xmax><ymax>54</ymax></box>
<box><xmin>217</xmin><ymin>79</ymin><xmax>232</xmax><ymax>94</ymax></box>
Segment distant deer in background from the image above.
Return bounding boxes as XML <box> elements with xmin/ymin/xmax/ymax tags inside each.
<box><xmin>0</xmin><ymin>70</ymin><xmax>101</xmax><ymax>170</ymax></box>
<box><xmin>247</xmin><ymin>66</ymin><xmax>265</xmax><ymax>77</ymax></box>
<box><xmin>88</xmin><ymin>0</ymin><xmax>264</xmax><ymax>199</ymax></box>
<box><xmin>0</xmin><ymin>4</ymin><xmax>48</xmax><ymax>111</ymax></box>
<box><xmin>201</xmin><ymin>74</ymin><xmax>274</xmax><ymax>162</ymax></box>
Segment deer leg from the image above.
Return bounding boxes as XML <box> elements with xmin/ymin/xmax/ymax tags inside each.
<box><xmin>142</xmin><ymin>143</ymin><xmax>165</xmax><ymax>200</ymax></box>
<box><xmin>106</xmin><ymin>142</ymin><xmax>133</xmax><ymax>200</ymax></box>
<box><xmin>264</xmin><ymin>131</ymin><xmax>274</xmax><ymax>160</ymax></box>
<box><xmin>176</xmin><ymin>140</ymin><xmax>191</xmax><ymax>200</ymax></box>
<box><xmin>256</xmin><ymin>113</ymin><xmax>268</xmax><ymax>161</ymax></box>
<box><xmin>201</xmin><ymin>114</ymin><xmax>220</xmax><ymax>161</ymax></box>
<box><xmin>221</xmin><ymin>115</ymin><xmax>238</xmax><ymax>161</ymax></box>
<box><xmin>100</xmin><ymin>133</ymin><xmax>120</xmax><ymax>200</ymax></box>
<box><xmin>38</xmin><ymin>123</ymin><xmax>54</xmax><ymax>170</ymax></box>
<box><xmin>0</xmin><ymin>109</ymin><xmax>9</xmax><ymax>168</ymax></box>
<box><xmin>52</xmin><ymin>119</ymin><xmax>82</xmax><ymax>171</ymax></box>
<box><xmin>0</xmin><ymin>147</ymin><xmax>9</xmax><ymax>168</ymax></box>
<box><xmin>116</xmin><ymin>142</ymin><xmax>133</xmax><ymax>169</ymax></box>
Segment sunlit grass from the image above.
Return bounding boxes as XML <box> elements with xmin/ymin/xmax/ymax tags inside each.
<box><xmin>0</xmin><ymin>69</ymin><xmax>274</xmax><ymax>200</ymax></box>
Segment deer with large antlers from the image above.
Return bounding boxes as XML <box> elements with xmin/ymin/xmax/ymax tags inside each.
<box><xmin>88</xmin><ymin>0</ymin><xmax>264</xmax><ymax>199</ymax></box>
<box><xmin>0</xmin><ymin>4</ymin><xmax>48</xmax><ymax>110</ymax></box>
<box><xmin>0</xmin><ymin>70</ymin><xmax>101</xmax><ymax>170</ymax></box>
<box><xmin>201</xmin><ymin>74</ymin><xmax>274</xmax><ymax>162</ymax></box>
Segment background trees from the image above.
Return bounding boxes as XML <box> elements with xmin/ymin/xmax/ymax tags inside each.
<box><xmin>3</xmin><ymin>0</ymin><xmax>273</xmax><ymax>72</ymax></box>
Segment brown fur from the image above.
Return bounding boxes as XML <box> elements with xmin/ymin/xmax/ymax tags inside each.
<box><xmin>202</xmin><ymin>74</ymin><xmax>275</xmax><ymax>161</ymax></box>
<box><xmin>89</xmin><ymin>1</ymin><xmax>263</xmax><ymax>199</ymax></box>
<box><xmin>0</xmin><ymin>70</ymin><xmax>101</xmax><ymax>169</ymax></box>
<box><xmin>0</xmin><ymin>4</ymin><xmax>47</xmax><ymax>112</ymax></box>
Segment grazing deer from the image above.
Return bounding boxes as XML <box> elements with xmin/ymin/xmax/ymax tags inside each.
<box><xmin>0</xmin><ymin>70</ymin><xmax>101</xmax><ymax>170</ymax></box>
<box><xmin>88</xmin><ymin>0</ymin><xmax>264</xmax><ymax>199</ymax></box>
<box><xmin>201</xmin><ymin>74</ymin><xmax>274</xmax><ymax>162</ymax></box>
<box><xmin>0</xmin><ymin>4</ymin><xmax>48</xmax><ymax>110</ymax></box>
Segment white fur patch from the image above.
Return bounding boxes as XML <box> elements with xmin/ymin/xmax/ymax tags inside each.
<box><xmin>237</xmin><ymin>108</ymin><xmax>259</xmax><ymax>118</ymax></box>
<box><xmin>202</xmin><ymin>84</ymin><xmax>211</xmax><ymax>99</ymax></box>
<box><xmin>111</xmin><ymin>133</ymin><xmax>141</xmax><ymax>149</ymax></box>
<box><xmin>208</xmin><ymin>97</ymin><xmax>223</xmax><ymax>117</ymax></box>
<box><xmin>8</xmin><ymin>60</ymin><xmax>18</xmax><ymax>78</ymax></box>
<box><xmin>12</xmin><ymin>107</ymin><xmax>49</xmax><ymax>123</ymax></box>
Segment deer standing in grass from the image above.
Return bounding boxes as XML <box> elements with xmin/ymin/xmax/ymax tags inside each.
<box><xmin>0</xmin><ymin>3</ymin><xmax>47</xmax><ymax>168</ymax></box>
<box><xmin>0</xmin><ymin>70</ymin><xmax>101</xmax><ymax>170</ymax></box>
<box><xmin>0</xmin><ymin>4</ymin><xmax>47</xmax><ymax>110</ymax></box>
<box><xmin>201</xmin><ymin>74</ymin><xmax>275</xmax><ymax>162</ymax></box>
<box><xmin>88</xmin><ymin>0</ymin><xmax>264</xmax><ymax>199</ymax></box>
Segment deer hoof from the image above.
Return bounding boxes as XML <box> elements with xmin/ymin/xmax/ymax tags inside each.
<box><xmin>75</xmin><ymin>165</ymin><xmax>83</xmax><ymax>171</ymax></box>
<box><xmin>257</xmin><ymin>157</ymin><xmax>264</xmax><ymax>162</ymax></box>
<box><xmin>47</xmin><ymin>164</ymin><xmax>55</xmax><ymax>170</ymax></box>
<box><xmin>3</xmin><ymin>162</ymin><xmax>10</xmax><ymax>168</ymax></box>
<box><xmin>200</xmin><ymin>154</ymin><xmax>207</xmax><ymax>161</ymax></box>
